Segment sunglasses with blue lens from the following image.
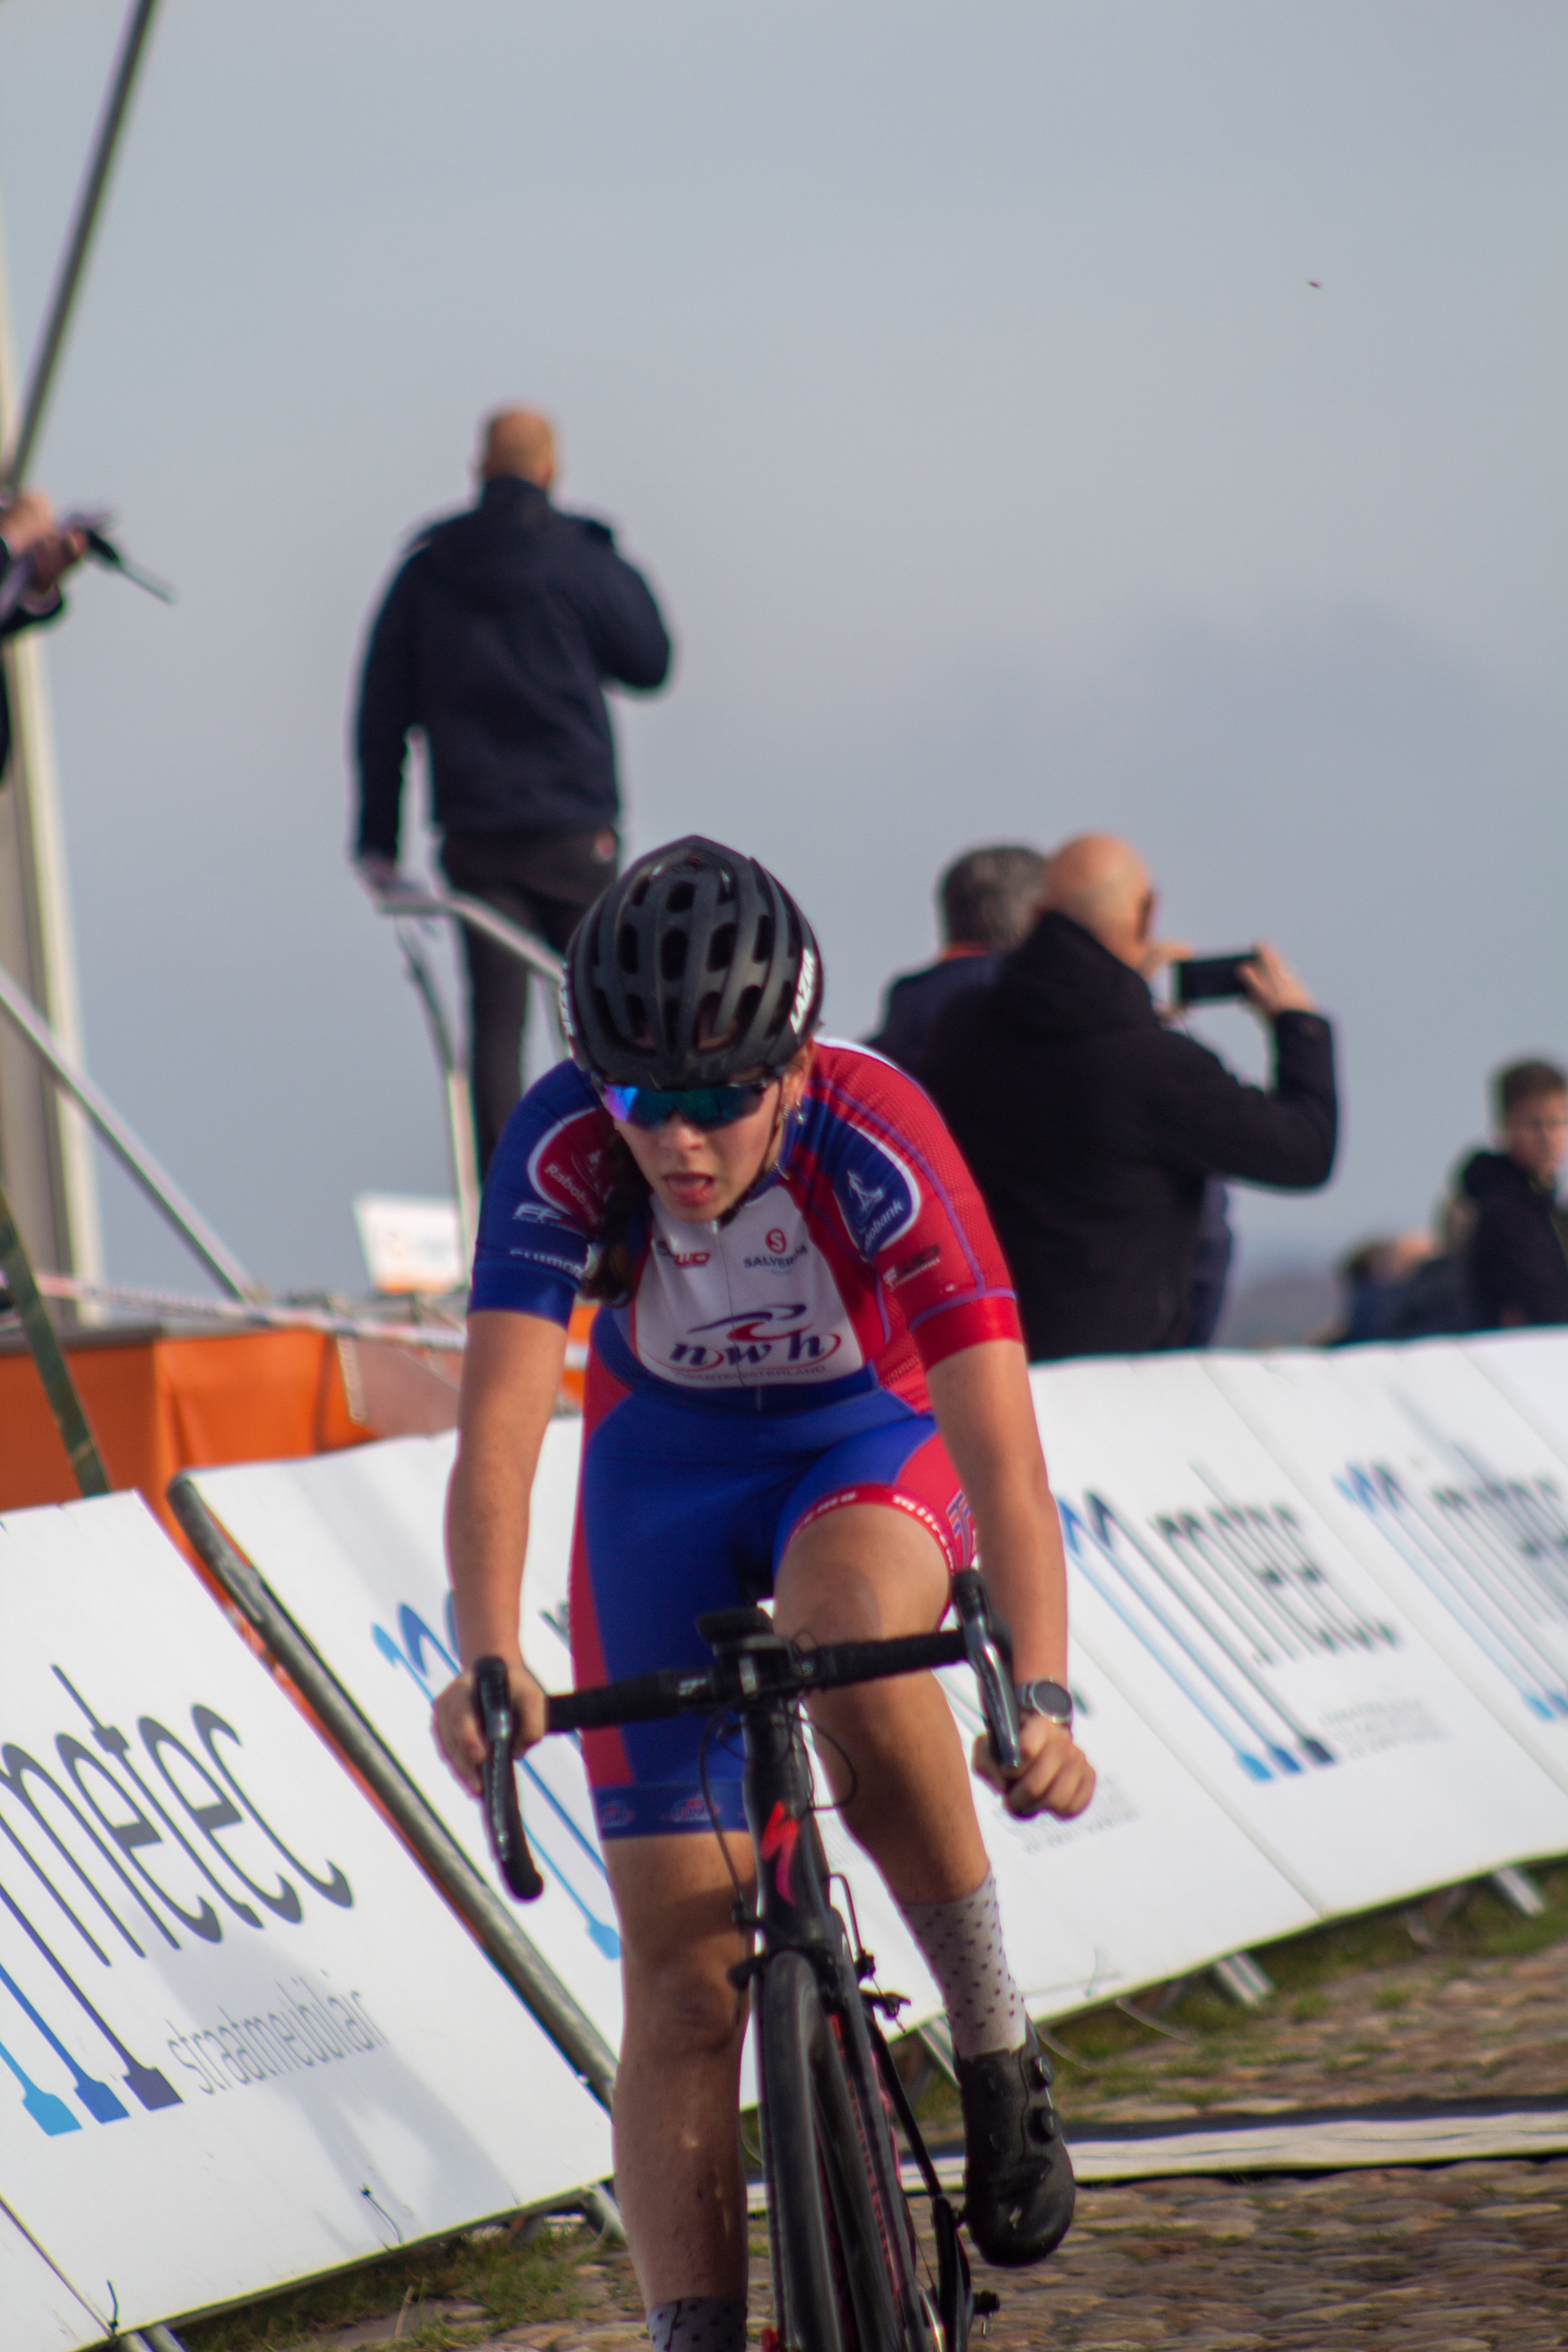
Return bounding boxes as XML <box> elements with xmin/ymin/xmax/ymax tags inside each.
<box><xmin>597</xmin><ymin>1077</ymin><xmax>776</xmax><ymax>1132</ymax></box>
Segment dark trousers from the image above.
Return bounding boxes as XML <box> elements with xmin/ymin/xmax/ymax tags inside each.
<box><xmin>441</xmin><ymin>827</ymin><xmax>618</xmax><ymax>1172</ymax></box>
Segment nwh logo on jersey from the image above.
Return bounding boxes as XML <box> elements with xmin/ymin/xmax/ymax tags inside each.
<box><xmin>665</xmin><ymin>1303</ymin><xmax>843</xmax><ymax>1371</ymax></box>
<box><xmin>838</xmin><ymin>1133</ymin><xmax>920</xmax><ymax>1257</ymax></box>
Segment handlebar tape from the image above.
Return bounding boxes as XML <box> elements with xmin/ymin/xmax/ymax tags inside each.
<box><xmin>473</xmin><ymin>1656</ymin><xmax>544</xmax><ymax>1902</ymax></box>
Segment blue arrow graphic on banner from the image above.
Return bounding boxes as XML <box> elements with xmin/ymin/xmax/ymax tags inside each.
<box><xmin>0</xmin><ymin>2030</ymin><xmax>79</xmax><ymax>2134</ymax></box>
<box><xmin>0</xmin><ymin>1955</ymin><xmax>126</xmax><ymax>2122</ymax></box>
<box><xmin>1059</xmin><ymin>1498</ymin><xmax>1275</xmax><ymax>1781</ymax></box>
<box><xmin>373</xmin><ymin>1612</ymin><xmax>621</xmax><ymax>1957</ymax></box>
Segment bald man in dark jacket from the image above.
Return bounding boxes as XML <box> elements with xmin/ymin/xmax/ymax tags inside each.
<box><xmin>926</xmin><ymin>836</ymin><xmax>1337</xmax><ymax>1361</ymax></box>
<box><xmin>353</xmin><ymin>407</ymin><xmax>672</xmax><ymax>1166</ymax></box>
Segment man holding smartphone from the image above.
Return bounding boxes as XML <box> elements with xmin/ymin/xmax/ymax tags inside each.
<box><xmin>925</xmin><ymin>833</ymin><xmax>1337</xmax><ymax>1361</ymax></box>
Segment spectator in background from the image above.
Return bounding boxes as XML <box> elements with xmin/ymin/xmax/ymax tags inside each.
<box><xmin>352</xmin><ymin>407</ymin><xmax>672</xmax><ymax>1171</ymax></box>
<box><xmin>1330</xmin><ymin>1232</ymin><xmax>1442</xmax><ymax>1345</ymax></box>
<box><xmin>1460</xmin><ymin>1058</ymin><xmax>1568</xmax><ymax>1329</ymax></box>
<box><xmin>0</xmin><ymin>491</ymin><xmax>86</xmax><ymax>780</ymax></box>
<box><xmin>867</xmin><ymin>843</ymin><xmax>1047</xmax><ymax>1083</ymax></box>
<box><xmin>926</xmin><ymin>833</ymin><xmax>1337</xmax><ymax>1362</ymax></box>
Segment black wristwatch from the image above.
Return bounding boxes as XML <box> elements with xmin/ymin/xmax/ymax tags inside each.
<box><xmin>1015</xmin><ymin>1678</ymin><xmax>1073</xmax><ymax>1729</ymax></box>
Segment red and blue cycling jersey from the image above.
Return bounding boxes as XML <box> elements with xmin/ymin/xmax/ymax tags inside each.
<box><xmin>472</xmin><ymin>1040</ymin><xmax>1022</xmax><ymax>1838</ymax></box>
<box><xmin>471</xmin><ymin>1038</ymin><xmax>1021</xmax><ymax>1408</ymax></box>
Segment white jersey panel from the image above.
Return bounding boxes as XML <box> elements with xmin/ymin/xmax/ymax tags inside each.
<box><xmin>631</xmin><ymin>1188</ymin><xmax>867</xmax><ymax>1389</ymax></box>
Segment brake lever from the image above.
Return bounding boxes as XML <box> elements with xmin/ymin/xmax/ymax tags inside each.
<box><xmin>473</xmin><ymin>1655</ymin><xmax>544</xmax><ymax>1901</ymax></box>
<box><xmin>951</xmin><ymin>1571</ymin><xmax>1024</xmax><ymax>1772</ymax></box>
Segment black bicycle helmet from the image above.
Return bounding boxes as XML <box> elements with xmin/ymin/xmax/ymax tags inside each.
<box><xmin>564</xmin><ymin>836</ymin><xmax>823</xmax><ymax>1089</ymax></box>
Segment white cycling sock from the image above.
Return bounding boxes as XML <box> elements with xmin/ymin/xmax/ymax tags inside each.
<box><xmin>647</xmin><ymin>2297</ymin><xmax>747</xmax><ymax>2351</ymax></box>
<box><xmin>900</xmin><ymin>1869</ymin><xmax>1029</xmax><ymax>2061</ymax></box>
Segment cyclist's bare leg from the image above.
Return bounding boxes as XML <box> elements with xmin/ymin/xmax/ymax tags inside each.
<box><xmin>772</xmin><ymin>1501</ymin><xmax>990</xmax><ymax>1905</ymax></box>
<box><xmin>603</xmin><ymin>1830</ymin><xmax>757</xmax><ymax>2310</ymax></box>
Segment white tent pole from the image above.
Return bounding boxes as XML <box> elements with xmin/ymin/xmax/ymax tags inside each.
<box><xmin>0</xmin><ymin>196</ymin><xmax>104</xmax><ymax>1286</ymax></box>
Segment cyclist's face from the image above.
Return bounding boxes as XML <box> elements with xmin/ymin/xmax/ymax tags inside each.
<box><xmin>612</xmin><ymin>1048</ymin><xmax>810</xmax><ymax>1222</ymax></box>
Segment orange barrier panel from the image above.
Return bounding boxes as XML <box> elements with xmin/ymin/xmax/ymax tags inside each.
<box><xmin>0</xmin><ymin>1325</ymin><xmax>370</xmax><ymax>1543</ymax></box>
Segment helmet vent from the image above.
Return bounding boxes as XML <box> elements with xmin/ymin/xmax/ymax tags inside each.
<box><xmin>564</xmin><ymin>835</ymin><xmax>820</xmax><ymax>1090</ymax></box>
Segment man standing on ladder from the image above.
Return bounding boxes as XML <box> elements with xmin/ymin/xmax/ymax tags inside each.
<box><xmin>351</xmin><ymin>407</ymin><xmax>674</xmax><ymax>1171</ymax></box>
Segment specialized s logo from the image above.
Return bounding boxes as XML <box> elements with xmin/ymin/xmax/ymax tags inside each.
<box><xmin>760</xmin><ymin>1801</ymin><xmax>801</xmax><ymax>1905</ymax></box>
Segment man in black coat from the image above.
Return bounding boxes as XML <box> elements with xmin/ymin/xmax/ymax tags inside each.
<box><xmin>352</xmin><ymin>407</ymin><xmax>672</xmax><ymax>1168</ymax></box>
<box><xmin>926</xmin><ymin>834</ymin><xmax>1338</xmax><ymax>1361</ymax></box>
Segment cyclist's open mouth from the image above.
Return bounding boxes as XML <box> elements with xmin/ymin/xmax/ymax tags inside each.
<box><xmin>663</xmin><ymin>1171</ymin><xmax>720</xmax><ymax>1214</ymax></box>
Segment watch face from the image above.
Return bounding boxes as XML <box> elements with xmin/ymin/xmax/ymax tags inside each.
<box><xmin>1023</xmin><ymin>1679</ymin><xmax>1073</xmax><ymax>1722</ymax></box>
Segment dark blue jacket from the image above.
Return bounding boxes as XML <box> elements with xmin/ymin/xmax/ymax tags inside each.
<box><xmin>1462</xmin><ymin>1149</ymin><xmax>1568</xmax><ymax>1328</ymax></box>
<box><xmin>353</xmin><ymin>475</ymin><xmax>671</xmax><ymax>858</ymax></box>
<box><xmin>866</xmin><ymin>953</ymin><xmax>1000</xmax><ymax>1082</ymax></box>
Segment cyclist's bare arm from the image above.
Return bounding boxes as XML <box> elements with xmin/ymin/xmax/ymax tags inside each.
<box><xmin>434</xmin><ymin>1308</ymin><xmax>568</xmax><ymax>1794</ymax></box>
<box><xmin>926</xmin><ymin>1339</ymin><xmax>1096</xmax><ymax>1824</ymax></box>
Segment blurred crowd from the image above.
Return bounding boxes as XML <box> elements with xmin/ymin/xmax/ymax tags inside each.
<box><xmin>867</xmin><ymin>841</ymin><xmax>1564</xmax><ymax>1361</ymax></box>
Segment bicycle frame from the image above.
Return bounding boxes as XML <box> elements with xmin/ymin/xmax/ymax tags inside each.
<box><xmin>707</xmin><ymin>1607</ymin><xmax>978</xmax><ymax>2348</ymax></box>
<box><xmin>472</xmin><ymin>1569</ymin><xmax>1023</xmax><ymax>2348</ymax></box>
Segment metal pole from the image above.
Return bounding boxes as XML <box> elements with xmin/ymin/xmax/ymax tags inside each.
<box><xmin>377</xmin><ymin>887</ymin><xmax>565</xmax><ymax>985</ymax></box>
<box><xmin>0</xmin><ymin>205</ymin><xmax>105</xmax><ymax>1293</ymax></box>
<box><xmin>393</xmin><ymin>916</ymin><xmax>481</xmax><ymax>1268</ymax></box>
<box><xmin>0</xmin><ymin>1171</ymin><xmax>111</xmax><ymax>1494</ymax></box>
<box><xmin>0</xmin><ymin>957</ymin><xmax>256</xmax><ymax>1301</ymax></box>
<box><xmin>167</xmin><ymin>1475</ymin><xmax>618</xmax><ymax>2112</ymax></box>
<box><xmin>1</xmin><ymin>0</ymin><xmax>164</xmax><ymax>489</ymax></box>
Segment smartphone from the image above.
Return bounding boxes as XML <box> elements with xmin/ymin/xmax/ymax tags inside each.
<box><xmin>1172</xmin><ymin>950</ymin><xmax>1259</xmax><ymax>1008</ymax></box>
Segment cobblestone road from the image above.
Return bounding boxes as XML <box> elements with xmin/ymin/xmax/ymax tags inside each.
<box><xmin>283</xmin><ymin>1930</ymin><xmax>1568</xmax><ymax>2351</ymax></box>
<box><xmin>470</xmin><ymin>2157</ymin><xmax>1568</xmax><ymax>2349</ymax></box>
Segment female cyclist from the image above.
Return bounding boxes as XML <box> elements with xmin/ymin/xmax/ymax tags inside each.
<box><xmin>433</xmin><ymin>836</ymin><xmax>1095</xmax><ymax>2352</ymax></box>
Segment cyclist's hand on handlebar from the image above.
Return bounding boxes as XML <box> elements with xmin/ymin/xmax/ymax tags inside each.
<box><xmin>432</xmin><ymin>1658</ymin><xmax>546</xmax><ymax>1797</ymax></box>
<box><xmin>971</xmin><ymin>1713</ymin><xmax>1096</xmax><ymax>1822</ymax></box>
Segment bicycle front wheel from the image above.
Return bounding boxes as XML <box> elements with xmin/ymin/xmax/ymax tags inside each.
<box><xmin>760</xmin><ymin>1949</ymin><xmax>926</xmax><ymax>2352</ymax></box>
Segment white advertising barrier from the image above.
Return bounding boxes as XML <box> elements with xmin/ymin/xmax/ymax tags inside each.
<box><xmin>0</xmin><ymin>1494</ymin><xmax>610</xmax><ymax>2351</ymax></box>
<box><xmin>1210</xmin><ymin>1341</ymin><xmax>1568</xmax><ymax>1797</ymax></box>
<box><xmin>191</xmin><ymin>1428</ymin><xmax>627</xmax><ymax>2060</ymax></box>
<box><xmin>1465</xmin><ymin>1329</ymin><xmax>1568</xmax><ymax>1464</ymax></box>
<box><xmin>1032</xmin><ymin>1356</ymin><xmax>1568</xmax><ymax>1914</ymax></box>
<box><xmin>924</xmin><ymin>1645</ymin><xmax>1311</xmax><ymax>2015</ymax></box>
<box><xmin>196</xmin><ymin>1426</ymin><xmax>1309</xmax><ymax>2029</ymax></box>
<box><xmin>0</xmin><ymin>2208</ymin><xmax>103</xmax><ymax>2352</ymax></box>
<box><xmin>505</xmin><ymin>1423</ymin><xmax>1310</xmax><ymax>2020</ymax></box>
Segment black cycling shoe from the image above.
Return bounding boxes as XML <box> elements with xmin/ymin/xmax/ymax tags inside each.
<box><xmin>957</xmin><ymin>2026</ymin><xmax>1076</xmax><ymax>2268</ymax></box>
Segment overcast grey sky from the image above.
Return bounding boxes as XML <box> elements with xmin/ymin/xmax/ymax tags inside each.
<box><xmin>1</xmin><ymin>0</ymin><xmax>1563</xmax><ymax>1298</ymax></box>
